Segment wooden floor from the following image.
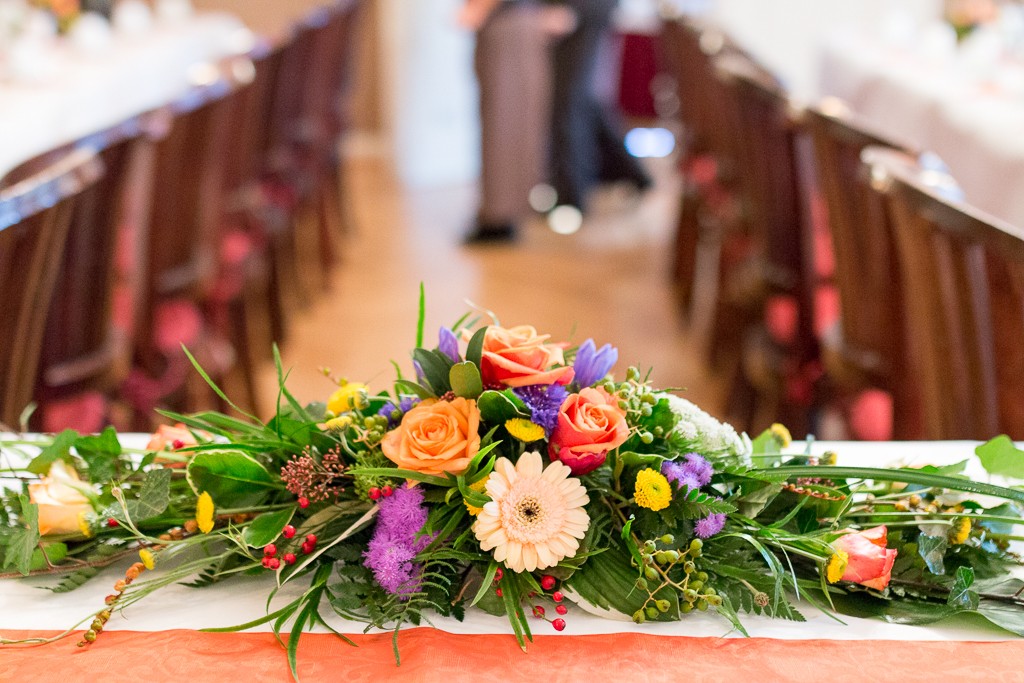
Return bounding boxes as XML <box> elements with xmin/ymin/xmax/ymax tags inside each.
<box><xmin>256</xmin><ymin>150</ymin><xmax>727</xmax><ymax>418</ymax></box>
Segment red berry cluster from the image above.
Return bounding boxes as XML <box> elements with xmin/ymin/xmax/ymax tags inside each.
<box><xmin>367</xmin><ymin>485</ymin><xmax>394</xmax><ymax>501</ymax></box>
<box><xmin>493</xmin><ymin>569</ymin><xmax>567</xmax><ymax>631</ymax></box>
<box><xmin>260</xmin><ymin>526</ymin><xmax>316</xmax><ymax>571</ymax></box>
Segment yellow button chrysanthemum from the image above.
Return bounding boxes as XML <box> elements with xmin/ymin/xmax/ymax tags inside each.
<box><xmin>327</xmin><ymin>382</ymin><xmax>369</xmax><ymax>415</ymax></box>
<box><xmin>825</xmin><ymin>550</ymin><xmax>849</xmax><ymax>583</ymax></box>
<box><xmin>196</xmin><ymin>491</ymin><xmax>215</xmax><ymax>534</ymax></box>
<box><xmin>77</xmin><ymin>512</ymin><xmax>93</xmax><ymax>538</ymax></box>
<box><xmin>949</xmin><ymin>517</ymin><xmax>972</xmax><ymax>545</ymax></box>
<box><xmin>634</xmin><ymin>468</ymin><xmax>672</xmax><ymax>512</ymax></box>
<box><xmin>770</xmin><ymin>423</ymin><xmax>792</xmax><ymax>448</ymax></box>
<box><xmin>139</xmin><ymin>548</ymin><xmax>156</xmax><ymax>571</ymax></box>
<box><xmin>504</xmin><ymin>418</ymin><xmax>545</xmax><ymax>443</ymax></box>
<box><xmin>464</xmin><ymin>477</ymin><xmax>489</xmax><ymax>516</ymax></box>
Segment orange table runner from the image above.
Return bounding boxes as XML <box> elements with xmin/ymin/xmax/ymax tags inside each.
<box><xmin>3</xmin><ymin>629</ymin><xmax>1023</xmax><ymax>682</ymax></box>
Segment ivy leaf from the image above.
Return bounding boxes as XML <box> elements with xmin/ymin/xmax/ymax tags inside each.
<box><xmin>105</xmin><ymin>469</ymin><xmax>171</xmax><ymax>524</ymax></box>
<box><xmin>976</xmin><ymin>436</ymin><xmax>1024</xmax><ymax>480</ymax></box>
<box><xmin>2</xmin><ymin>495</ymin><xmax>39</xmax><ymax>575</ymax></box>
<box><xmin>186</xmin><ymin>450</ymin><xmax>277</xmax><ymax>508</ymax></box>
<box><xmin>477</xmin><ymin>390</ymin><xmax>527</xmax><ymax>423</ymax></box>
<box><xmin>917</xmin><ymin>534</ymin><xmax>948</xmax><ymax>575</ymax></box>
<box><xmin>74</xmin><ymin>427</ymin><xmax>122</xmax><ymax>483</ymax></box>
<box><xmin>26</xmin><ymin>429</ymin><xmax>78</xmax><ymax>475</ymax></box>
<box><xmin>948</xmin><ymin>566</ymin><xmax>979</xmax><ymax>610</ymax></box>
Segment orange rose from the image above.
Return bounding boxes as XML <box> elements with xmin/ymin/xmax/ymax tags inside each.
<box><xmin>381</xmin><ymin>398</ymin><xmax>481</xmax><ymax>476</ymax></box>
<box><xmin>146</xmin><ymin>423</ymin><xmax>204</xmax><ymax>451</ymax></box>
<box><xmin>834</xmin><ymin>526</ymin><xmax>897</xmax><ymax>590</ymax></box>
<box><xmin>548</xmin><ymin>387</ymin><xmax>629</xmax><ymax>475</ymax></box>
<box><xmin>472</xmin><ymin>325</ymin><xmax>574</xmax><ymax>388</ymax></box>
<box><xmin>28</xmin><ymin>461</ymin><xmax>94</xmax><ymax>536</ymax></box>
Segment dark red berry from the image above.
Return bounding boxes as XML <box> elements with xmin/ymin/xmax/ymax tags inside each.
<box><xmin>552</xmin><ymin>618</ymin><xmax>566</xmax><ymax>631</ymax></box>
<box><xmin>556</xmin><ymin>604</ymin><xmax>568</xmax><ymax>615</ymax></box>
<box><xmin>107</xmin><ymin>518</ymin><xmax>119</xmax><ymax>528</ymax></box>
<box><xmin>301</xmin><ymin>541</ymin><xmax>314</xmax><ymax>554</ymax></box>
<box><xmin>305</xmin><ymin>534</ymin><xmax>317</xmax><ymax>544</ymax></box>
<box><xmin>494</xmin><ymin>568</ymin><xmax>504</xmax><ymax>582</ymax></box>
<box><xmin>541</xmin><ymin>575</ymin><xmax>556</xmax><ymax>591</ymax></box>
<box><xmin>532</xmin><ymin>606</ymin><xmax>546</xmax><ymax>618</ymax></box>
<box><xmin>381</xmin><ymin>485</ymin><xmax>394</xmax><ymax>497</ymax></box>
<box><xmin>261</xmin><ymin>557</ymin><xmax>271</xmax><ymax>568</ymax></box>
<box><xmin>552</xmin><ymin>591</ymin><xmax>564</xmax><ymax>603</ymax></box>
<box><xmin>298</xmin><ymin>497</ymin><xmax>310</xmax><ymax>509</ymax></box>
<box><xmin>263</xmin><ymin>544</ymin><xmax>277</xmax><ymax>557</ymax></box>
<box><xmin>171</xmin><ymin>439</ymin><xmax>185</xmax><ymax>450</ymax></box>
<box><xmin>495</xmin><ymin>588</ymin><xmax>503</xmax><ymax>598</ymax></box>
<box><xmin>283</xmin><ymin>553</ymin><xmax>297</xmax><ymax>565</ymax></box>
<box><xmin>282</xmin><ymin>525</ymin><xmax>296</xmax><ymax>539</ymax></box>
<box><xmin>267</xmin><ymin>558</ymin><xmax>281</xmax><ymax>570</ymax></box>
<box><xmin>368</xmin><ymin>487</ymin><xmax>381</xmax><ymax>501</ymax></box>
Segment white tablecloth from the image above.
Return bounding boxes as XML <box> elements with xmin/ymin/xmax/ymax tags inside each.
<box><xmin>1</xmin><ymin>439</ymin><xmax>1020</xmax><ymax>641</ymax></box>
<box><xmin>0</xmin><ymin>12</ymin><xmax>249</xmax><ymax>179</ymax></box>
<box><xmin>819</xmin><ymin>31</ymin><xmax>1024</xmax><ymax>228</ymax></box>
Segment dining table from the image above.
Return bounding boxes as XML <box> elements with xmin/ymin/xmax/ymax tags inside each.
<box><xmin>818</xmin><ymin>20</ymin><xmax>1024</xmax><ymax>228</ymax></box>
<box><xmin>0</xmin><ymin>1</ymin><xmax>251</xmax><ymax>180</ymax></box>
<box><xmin>2</xmin><ymin>438</ymin><xmax>1023</xmax><ymax>681</ymax></box>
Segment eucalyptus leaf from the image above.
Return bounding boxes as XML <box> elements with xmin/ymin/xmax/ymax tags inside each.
<box><xmin>449</xmin><ymin>361</ymin><xmax>483</xmax><ymax>399</ymax></box>
<box><xmin>917</xmin><ymin>534</ymin><xmax>948</xmax><ymax>575</ymax></box>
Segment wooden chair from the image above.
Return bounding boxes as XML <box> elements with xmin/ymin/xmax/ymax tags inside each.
<box><xmin>0</xmin><ymin>148</ymin><xmax>104</xmax><ymax>428</ymax></box>
<box><xmin>864</xmin><ymin>146</ymin><xmax>1024</xmax><ymax>439</ymax></box>
<box><xmin>804</xmin><ymin>100</ymin><xmax>922</xmax><ymax>439</ymax></box>
<box><xmin>712</xmin><ymin>51</ymin><xmax>817</xmax><ymax>436</ymax></box>
<box><xmin>124</xmin><ymin>60</ymin><xmax>258</xmax><ymax>426</ymax></box>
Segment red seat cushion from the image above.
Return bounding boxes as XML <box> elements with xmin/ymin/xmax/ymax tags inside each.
<box><xmin>849</xmin><ymin>389</ymin><xmax>894</xmax><ymax>441</ymax></box>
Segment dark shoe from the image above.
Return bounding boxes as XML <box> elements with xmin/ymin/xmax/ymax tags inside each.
<box><xmin>462</xmin><ymin>221</ymin><xmax>516</xmax><ymax>245</ymax></box>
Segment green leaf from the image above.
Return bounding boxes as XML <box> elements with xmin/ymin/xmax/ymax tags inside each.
<box><xmin>416</xmin><ymin>282</ymin><xmax>426</xmax><ymax>349</ymax></box>
<box><xmin>412</xmin><ymin>348</ymin><xmax>454</xmax><ymax>395</ymax></box>
<box><xmin>74</xmin><ymin>427</ymin><xmax>122</xmax><ymax>482</ymax></box>
<box><xmin>619</xmin><ymin>452</ymin><xmax>669</xmax><ymax>468</ymax></box>
<box><xmin>3</xmin><ymin>495</ymin><xmax>39</xmax><ymax>575</ymax></box>
<box><xmin>394</xmin><ymin>379</ymin><xmax>436</xmax><ymax>400</ymax></box>
<box><xmin>917</xmin><ymin>534</ymin><xmax>948</xmax><ymax>575</ymax></box>
<box><xmin>29</xmin><ymin>542</ymin><xmax>68</xmax><ymax>571</ymax></box>
<box><xmin>449</xmin><ymin>361</ymin><xmax>484</xmax><ymax>399</ymax></box>
<box><xmin>477</xmin><ymin>390</ymin><xmax>527</xmax><ymax>423</ymax></box>
<box><xmin>187</xmin><ymin>450</ymin><xmax>277</xmax><ymax>508</ymax></box>
<box><xmin>565</xmin><ymin>545</ymin><xmax>679</xmax><ymax>620</ymax></box>
<box><xmin>243</xmin><ymin>508</ymin><xmax>296</xmax><ymax>548</ymax></box>
<box><xmin>948</xmin><ymin>566</ymin><xmax>979</xmax><ymax>609</ymax></box>
<box><xmin>465</xmin><ymin>326</ymin><xmax>488</xmax><ymax>368</ymax></box>
<box><xmin>25</xmin><ymin>429</ymin><xmax>78</xmax><ymax>475</ymax></box>
<box><xmin>976</xmin><ymin>435</ymin><xmax>1024</xmax><ymax>480</ymax></box>
<box><xmin>757</xmin><ymin>465</ymin><xmax>1024</xmax><ymax>505</ymax></box>
<box><xmin>751</xmin><ymin>428</ymin><xmax>785</xmax><ymax>455</ymax></box>
<box><xmin>105</xmin><ymin>469</ymin><xmax>172</xmax><ymax>524</ymax></box>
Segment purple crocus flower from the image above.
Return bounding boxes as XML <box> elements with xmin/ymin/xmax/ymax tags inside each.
<box><xmin>513</xmin><ymin>383</ymin><xmax>569</xmax><ymax>435</ymax></box>
<box><xmin>573</xmin><ymin>339</ymin><xmax>618</xmax><ymax>388</ymax></box>
<box><xmin>438</xmin><ymin>326</ymin><xmax>460</xmax><ymax>362</ymax></box>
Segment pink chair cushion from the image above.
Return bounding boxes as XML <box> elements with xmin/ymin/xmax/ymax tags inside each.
<box><xmin>154</xmin><ymin>299</ymin><xmax>204</xmax><ymax>354</ymax></box>
<box><xmin>849</xmin><ymin>389</ymin><xmax>894</xmax><ymax>441</ymax></box>
<box><xmin>42</xmin><ymin>391</ymin><xmax>108</xmax><ymax>433</ymax></box>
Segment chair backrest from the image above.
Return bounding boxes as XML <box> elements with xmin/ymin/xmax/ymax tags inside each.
<box><xmin>714</xmin><ymin>52</ymin><xmax>814</xmax><ymax>352</ymax></box>
<box><xmin>136</xmin><ymin>61</ymin><xmax>252</xmax><ymax>374</ymax></box>
<box><xmin>804</xmin><ymin>100</ymin><xmax>918</xmax><ymax>378</ymax></box>
<box><xmin>0</xmin><ymin>148</ymin><xmax>104</xmax><ymax>426</ymax></box>
<box><xmin>864</xmin><ymin>146</ymin><xmax>1024</xmax><ymax>439</ymax></box>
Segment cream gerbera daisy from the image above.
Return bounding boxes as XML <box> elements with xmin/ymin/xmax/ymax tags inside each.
<box><xmin>473</xmin><ymin>451</ymin><xmax>590</xmax><ymax>573</ymax></box>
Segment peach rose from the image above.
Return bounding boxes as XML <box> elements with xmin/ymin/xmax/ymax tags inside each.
<box><xmin>381</xmin><ymin>398</ymin><xmax>481</xmax><ymax>476</ymax></box>
<box><xmin>548</xmin><ymin>387</ymin><xmax>629</xmax><ymax>475</ymax></box>
<box><xmin>28</xmin><ymin>461</ymin><xmax>94</xmax><ymax>536</ymax></box>
<box><xmin>146</xmin><ymin>423</ymin><xmax>203</xmax><ymax>451</ymax></box>
<box><xmin>472</xmin><ymin>325</ymin><xmax>574</xmax><ymax>388</ymax></box>
<box><xmin>834</xmin><ymin>526</ymin><xmax>897</xmax><ymax>590</ymax></box>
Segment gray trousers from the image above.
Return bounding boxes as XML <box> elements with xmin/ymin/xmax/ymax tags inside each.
<box><xmin>475</xmin><ymin>2</ymin><xmax>552</xmax><ymax>224</ymax></box>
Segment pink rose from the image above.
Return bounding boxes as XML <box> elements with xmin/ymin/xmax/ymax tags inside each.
<box><xmin>472</xmin><ymin>325</ymin><xmax>574</xmax><ymax>388</ymax></box>
<box><xmin>548</xmin><ymin>387</ymin><xmax>629</xmax><ymax>475</ymax></box>
<box><xmin>834</xmin><ymin>526</ymin><xmax>897</xmax><ymax>590</ymax></box>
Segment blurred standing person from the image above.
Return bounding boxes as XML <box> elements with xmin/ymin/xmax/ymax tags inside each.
<box><xmin>460</xmin><ymin>0</ymin><xmax>575</xmax><ymax>243</ymax></box>
<box><xmin>548</xmin><ymin>0</ymin><xmax>651</xmax><ymax>228</ymax></box>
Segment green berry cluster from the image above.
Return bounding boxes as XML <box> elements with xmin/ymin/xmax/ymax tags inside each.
<box><xmin>596</xmin><ymin>366</ymin><xmax>664</xmax><ymax>444</ymax></box>
<box><xmin>630</xmin><ymin>537</ymin><xmax>721</xmax><ymax>624</ymax></box>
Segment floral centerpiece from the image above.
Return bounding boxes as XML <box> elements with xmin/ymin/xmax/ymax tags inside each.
<box><xmin>3</xmin><ymin>298</ymin><xmax>1024</xmax><ymax>678</ymax></box>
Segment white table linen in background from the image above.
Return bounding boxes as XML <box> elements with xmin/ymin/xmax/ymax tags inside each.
<box><xmin>819</xmin><ymin>28</ymin><xmax>1024</xmax><ymax>228</ymax></box>
<box><xmin>1</xmin><ymin>439</ymin><xmax>1021</xmax><ymax>641</ymax></box>
<box><xmin>0</xmin><ymin>10</ymin><xmax>249</xmax><ymax>179</ymax></box>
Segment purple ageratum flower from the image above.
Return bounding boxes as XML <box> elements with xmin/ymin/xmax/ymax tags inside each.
<box><xmin>513</xmin><ymin>383</ymin><xmax>569</xmax><ymax>435</ymax></box>
<box><xmin>363</xmin><ymin>484</ymin><xmax>436</xmax><ymax>595</ymax></box>
<box><xmin>694</xmin><ymin>511</ymin><xmax>726</xmax><ymax>539</ymax></box>
<box><xmin>438</xmin><ymin>326</ymin><xmax>460</xmax><ymax>362</ymax></box>
<box><xmin>572</xmin><ymin>339</ymin><xmax>619</xmax><ymax>388</ymax></box>
<box><xmin>661</xmin><ymin>453</ymin><xmax>713</xmax><ymax>490</ymax></box>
